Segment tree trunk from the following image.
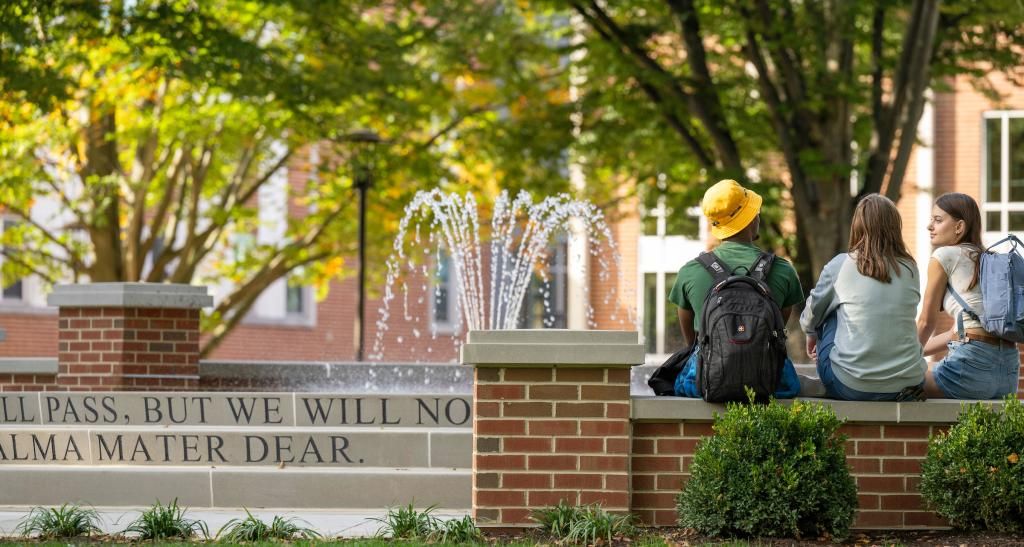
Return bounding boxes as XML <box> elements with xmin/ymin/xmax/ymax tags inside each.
<box><xmin>792</xmin><ymin>177</ymin><xmax>853</xmax><ymax>281</ymax></box>
<box><xmin>82</xmin><ymin>107</ymin><xmax>125</xmax><ymax>281</ymax></box>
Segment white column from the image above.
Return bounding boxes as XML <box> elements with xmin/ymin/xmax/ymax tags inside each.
<box><xmin>566</xmin><ymin>15</ymin><xmax>590</xmax><ymax>330</ymax></box>
<box><xmin>915</xmin><ymin>89</ymin><xmax>935</xmax><ymax>302</ymax></box>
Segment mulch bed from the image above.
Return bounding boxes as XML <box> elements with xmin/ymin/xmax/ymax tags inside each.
<box><xmin>486</xmin><ymin>528</ymin><xmax>1024</xmax><ymax>546</ymax></box>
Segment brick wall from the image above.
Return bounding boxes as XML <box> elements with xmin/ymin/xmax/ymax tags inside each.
<box><xmin>0</xmin><ymin>311</ymin><xmax>57</xmax><ymax>357</ymax></box>
<box><xmin>473</xmin><ymin>365</ymin><xmax>632</xmax><ymax>524</ymax></box>
<box><xmin>631</xmin><ymin>420</ymin><xmax>949</xmax><ymax>528</ymax></box>
<box><xmin>0</xmin><ymin>373</ymin><xmax>57</xmax><ymax>392</ymax></box>
<box><xmin>56</xmin><ymin>307</ymin><xmax>199</xmax><ymax>391</ymax></box>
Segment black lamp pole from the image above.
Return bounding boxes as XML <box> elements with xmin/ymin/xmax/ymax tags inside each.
<box><xmin>354</xmin><ymin>166</ymin><xmax>372</xmax><ymax>362</ymax></box>
<box><xmin>348</xmin><ymin>130</ymin><xmax>381</xmax><ymax>362</ymax></box>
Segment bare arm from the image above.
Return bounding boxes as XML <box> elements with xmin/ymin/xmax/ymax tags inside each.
<box><xmin>917</xmin><ymin>258</ymin><xmax>951</xmax><ymax>356</ymax></box>
<box><xmin>678</xmin><ymin>307</ymin><xmax>696</xmax><ymax>347</ymax></box>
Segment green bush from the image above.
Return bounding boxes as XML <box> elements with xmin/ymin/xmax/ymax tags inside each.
<box><xmin>920</xmin><ymin>396</ymin><xmax>1024</xmax><ymax>532</ymax></box>
<box><xmin>122</xmin><ymin>499</ymin><xmax>208</xmax><ymax>540</ymax></box>
<box><xmin>677</xmin><ymin>396</ymin><xmax>857</xmax><ymax>539</ymax></box>
<box><xmin>15</xmin><ymin>504</ymin><xmax>103</xmax><ymax>539</ymax></box>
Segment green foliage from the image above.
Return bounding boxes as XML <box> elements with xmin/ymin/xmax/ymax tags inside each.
<box><xmin>371</xmin><ymin>503</ymin><xmax>439</xmax><ymax>540</ymax></box>
<box><xmin>215</xmin><ymin>509</ymin><xmax>320</xmax><ymax>542</ymax></box>
<box><xmin>532</xmin><ymin>502</ymin><xmax>635</xmax><ymax>544</ymax></box>
<box><xmin>428</xmin><ymin>515</ymin><xmax>485</xmax><ymax>544</ymax></box>
<box><xmin>122</xmin><ymin>498</ymin><xmax>208</xmax><ymax>540</ymax></box>
<box><xmin>371</xmin><ymin>504</ymin><xmax>482</xmax><ymax>542</ymax></box>
<box><xmin>531</xmin><ymin>501</ymin><xmax>578</xmax><ymax>537</ymax></box>
<box><xmin>15</xmin><ymin>504</ymin><xmax>103</xmax><ymax>539</ymax></box>
<box><xmin>920</xmin><ymin>396</ymin><xmax>1024</xmax><ymax>532</ymax></box>
<box><xmin>0</xmin><ymin>1</ymin><xmax>585</xmax><ymax>356</ymax></box>
<box><xmin>677</xmin><ymin>397</ymin><xmax>857</xmax><ymax>540</ymax></box>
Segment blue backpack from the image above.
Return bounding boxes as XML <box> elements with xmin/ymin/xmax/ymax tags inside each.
<box><xmin>947</xmin><ymin>235</ymin><xmax>1024</xmax><ymax>342</ymax></box>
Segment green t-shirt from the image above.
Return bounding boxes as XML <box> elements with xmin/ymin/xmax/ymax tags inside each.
<box><xmin>668</xmin><ymin>241</ymin><xmax>804</xmax><ymax>332</ymax></box>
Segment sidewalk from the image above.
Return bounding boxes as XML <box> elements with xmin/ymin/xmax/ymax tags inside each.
<box><xmin>0</xmin><ymin>507</ymin><xmax>470</xmax><ymax>539</ymax></box>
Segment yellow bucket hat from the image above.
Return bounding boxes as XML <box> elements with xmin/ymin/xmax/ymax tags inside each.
<box><xmin>702</xmin><ymin>179</ymin><xmax>762</xmax><ymax>240</ymax></box>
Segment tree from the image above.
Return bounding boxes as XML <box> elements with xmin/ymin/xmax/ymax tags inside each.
<box><xmin>555</xmin><ymin>0</ymin><xmax>1024</xmax><ymax>277</ymax></box>
<box><xmin>0</xmin><ymin>1</ymin><xmax>579</xmax><ymax>355</ymax></box>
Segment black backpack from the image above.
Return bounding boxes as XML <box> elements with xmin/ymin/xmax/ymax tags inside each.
<box><xmin>695</xmin><ymin>251</ymin><xmax>788</xmax><ymax>403</ymax></box>
<box><xmin>647</xmin><ymin>343</ymin><xmax>696</xmax><ymax>396</ymax></box>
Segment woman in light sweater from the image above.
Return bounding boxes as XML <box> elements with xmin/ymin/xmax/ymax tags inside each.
<box><xmin>800</xmin><ymin>194</ymin><xmax>926</xmax><ymax>400</ymax></box>
<box><xmin>917</xmin><ymin>193</ymin><xmax>1020</xmax><ymax>399</ymax></box>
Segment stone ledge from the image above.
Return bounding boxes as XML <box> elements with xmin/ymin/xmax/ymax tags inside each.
<box><xmin>0</xmin><ymin>358</ymin><xmax>58</xmax><ymax>374</ymax></box>
<box><xmin>631</xmin><ymin>396</ymin><xmax>1005</xmax><ymax>423</ymax></box>
<box><xmin>47</xmin><ymin>283</ymin><xmax>213</xmax><ymax>309</ymax></box>
<box><xmin>0</xmin><ymin>466</ymin><xmax>470</xmax><ymax>509</ymax></box>
<box><xmin>461</xmin><ymin>330</ymin><xmax>645</xmax><ymax>366</ymax></box>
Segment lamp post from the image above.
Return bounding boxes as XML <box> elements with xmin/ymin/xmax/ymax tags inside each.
<box><xmin>347</xmin><ymin>130</ymin><xmax>382</xmax><ymax>362</ymax></box>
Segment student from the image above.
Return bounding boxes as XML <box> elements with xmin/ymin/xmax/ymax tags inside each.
<box><xmin>800</xmin><ymin>194</ymin><xmax>926</xmax><ymax>401</ymax></box>
<box><xmin>669</xmin><ymin>179</ymin><xmax>803</xmax><ymax>398</ymax></box>
<box><xmin>918</xmin><ymin>193</ymin><xmax>1020</xmax><ymax>399</ymax></box>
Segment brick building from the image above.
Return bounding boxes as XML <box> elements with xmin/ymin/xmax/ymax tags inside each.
<box><xmin>2</xmin><ymin>75</ymin><xmax>1024</xmax><ymax>366</ymax></box>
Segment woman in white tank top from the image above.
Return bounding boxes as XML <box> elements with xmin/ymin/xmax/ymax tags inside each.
<box><xmin>917</xmin><ymin>193</ymin><xmax>1020</xmax><ymax>399</ymax></box>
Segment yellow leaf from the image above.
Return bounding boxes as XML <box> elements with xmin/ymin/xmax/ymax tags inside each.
<box><xmin>1009</xmin><ymin>453</ymin><xmax>1019</xmax><ymax>464</ymax></box>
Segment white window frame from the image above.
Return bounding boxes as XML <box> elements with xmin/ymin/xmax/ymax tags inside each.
<box><xmin>981</xmin><ymin>110</ymin><xmax>1024</xmax><ymax>245</ymax></box>
<box><xmin>430</xmin><ymin>251</ymin><xmax>459</xmax><ymax>334</ymax></box>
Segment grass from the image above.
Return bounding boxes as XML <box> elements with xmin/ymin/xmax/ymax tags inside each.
<box><xmin>14</xmin><ymin>504</ymin><xmax>103</xmax><ymax>539</ymax></box>
<box><xmin>122</xmin><ymin>499</ymin><xmax>208</xmax><ymax>540</ymax></box>
<box><xmin>216</xmin><ymin>509</ymin><xmax>321</xmax><ymax>542</ymax></box>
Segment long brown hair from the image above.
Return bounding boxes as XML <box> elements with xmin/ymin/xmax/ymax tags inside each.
<box><xmin>848</xmin><ymin>194</ymin><xmax>915</xmax><ymax>283</ymax></box>
<box><xmin>935</xmin><ymin>192</ymin><xmax>984</xmax><ymax>289</ymax></box>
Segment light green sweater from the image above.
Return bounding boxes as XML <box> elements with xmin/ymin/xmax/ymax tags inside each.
<box><xmin>799</xmin><ymin>253</ymin><xmax>926</xmax><ymax>393</ymax></box>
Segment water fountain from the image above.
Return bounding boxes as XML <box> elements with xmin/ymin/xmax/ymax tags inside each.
<box><xmin>369</xmin><ymin>188</ymin><xmax>636</xmax><ymax>362</ymax></box>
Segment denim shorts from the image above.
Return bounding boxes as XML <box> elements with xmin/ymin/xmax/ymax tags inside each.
<box><xmin>933</xmin><ymin>339</ymin><xmax>1021</xmax><ymax>399</ymax></box>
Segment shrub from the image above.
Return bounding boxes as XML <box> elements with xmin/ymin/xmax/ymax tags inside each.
<box><xmin>216</xmin><ymin>509</ymin><xmax>320</xmax><ymax>542</ymax></box>
<box><xmin>372</xmin><ymin>503</ymin><xmax>439</xmax><ymax>539</ymax></box>
<box><xmin>122</xmin><ymin>499</ymin><xmax>208</xmax><ymax>540</ymax></box>
<box><xmin>677</xmin><ymin>395</ymin><xmax>857</xmax><ymax>539</ymax></box>
<box><xmin>532</xmin><ymin>502</ymin><xmax>634</xmax><ymax>543</ymax></box>
<box><xmin>15</xmin><ymin>504</ymin><xmax>103</xmax><ymax>539</ymax></box>
<box><xmin>920</xmin><ymin>396</ymin><xmax>1024</xmax><ymax>532</ymax></box>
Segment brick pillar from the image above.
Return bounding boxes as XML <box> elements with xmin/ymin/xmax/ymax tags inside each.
<box><xmin>48</xmin><ymin>283</ymin><xmax>212</xmax><ymax>391</ymax></box>
<box><xmin>462</xmin><ymin>330</ymin><xmax>644</xmax><ymax>526</ymax></box>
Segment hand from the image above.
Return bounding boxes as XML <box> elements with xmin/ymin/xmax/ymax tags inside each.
<box><xmin>806</xmin><ymin>335</ymin><xmax>818</xmax><ymax>361</ymax></box>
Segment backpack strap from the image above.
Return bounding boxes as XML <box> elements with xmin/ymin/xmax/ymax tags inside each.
<box><xmin>749</xmin><ymin>252</ymin><xmax>775</xmax><ymax>284</ymax></box>
<box><xmin>986</xmin><ymin>234</ymin><xmax>1024</xmax><ymax>253</ymax></box>
<box><xmin>696</xmin><ymin>252</ymin><xmax>731</xmax><ymax>285</ymax></box>
<box><xmin>946</xmin><ymin>283</ymin><xmax>980</xmax><ymax>339</ymax></box>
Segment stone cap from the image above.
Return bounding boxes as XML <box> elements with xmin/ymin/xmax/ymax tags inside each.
<box><xmin>461</xmin><ymin>329</ymin><xmax>645</xmax><ymax>367</ymax></box>
<box><xmin>631</xmin><ymin>396</ymin><xmax>1006</xmax><ymax>424</ymax></box>
<box><xmin>48</xmin><ymin>283</ymin><xmax>213</xmax><ymax>309</ymax></box>
<box><xmin>0</xmin><ymin>357</ymin><xmax>58</xmax><ymax>374</ymax></box>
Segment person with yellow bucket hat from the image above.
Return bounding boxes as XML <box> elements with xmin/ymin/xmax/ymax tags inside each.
<box><xmin>666</xmin><ymin>179</ymin><xmax>804</xmax><ymax>399</ymax></box>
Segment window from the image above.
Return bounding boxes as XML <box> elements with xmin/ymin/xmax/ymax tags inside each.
<box><xmin>431</xmin><ymin>250</ymin><xmax>458</xmax><ymax>332</ymax></box>
<box><xmin>517</xmin><ymin>238</ymin><xmax>568</xmax><ymax>329</ymax></box>
<box><xmin>638</xmin><ymin>196</ymin><xmax>707</xmax><ymax>355</ymax></box>
<box><xmin>982</xmin><ymin>112</ymin><xmax>1024</xmax><ymax>236</ymax></box>
<box><xmin>286</xmin><ymin>283</ymin><xmax>305</xmax><ymax>315</ymax></box>
<box><xmin>1</xmin><ymin>219</ymin><xmax>24</xmax><ymax>302</ymax></box>
<box><xmin>643</xmin><ymin>273</ymin><xmax>685</xmax><ymax>354</ymax></box>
